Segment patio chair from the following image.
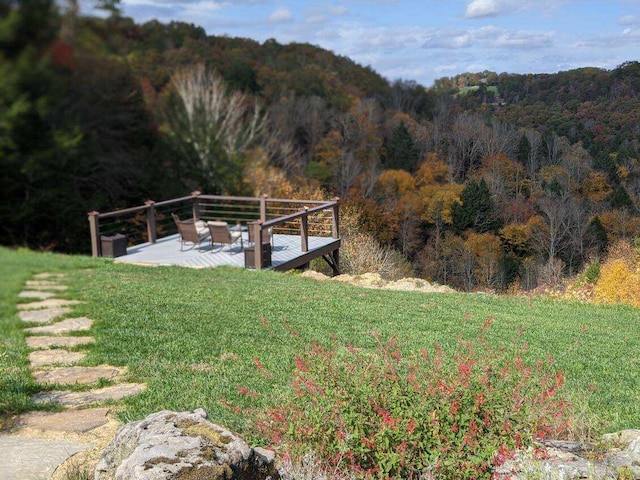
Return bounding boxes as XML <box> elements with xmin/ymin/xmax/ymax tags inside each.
<box><xmin>247</xmin><ymin>221</ymin><xmax>274</xmax><ymax>248</ymax></box>
<box><xmin>171</xmin><ymin>213</ymin><xmax>210</xmax><ymax>251</ymax></box>
<box><xmin>207</xmin><ymin>221</ymin><xmax>243</xmax><ymax>252</ymax></box>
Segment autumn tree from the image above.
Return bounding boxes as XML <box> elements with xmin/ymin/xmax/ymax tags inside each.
<box><xmin>384</xmin><ymin>120</ymin><xmax>419</xmax><ymax>172</ymax></box>
<box><xmin>451</xmin><ymin>178</ymin><xmax>503</xmax><ymax>234</ymax></box>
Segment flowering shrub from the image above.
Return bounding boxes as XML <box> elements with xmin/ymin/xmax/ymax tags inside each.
<box><xmin>259</xmin><ymin>322</ymin><xmax>570</xmax><ymax>479</ymax></box>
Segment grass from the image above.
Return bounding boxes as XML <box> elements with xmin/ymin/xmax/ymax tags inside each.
<box><xmin>1</xmin><ymin>246</ymin><xmax>638</xmax><ymax>439</ymax></box>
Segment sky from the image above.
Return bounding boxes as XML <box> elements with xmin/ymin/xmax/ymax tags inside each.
<box><xmin>89</xmin><ymin>0</ymin><xmax>640</xmax><ymax>87</ymax></box>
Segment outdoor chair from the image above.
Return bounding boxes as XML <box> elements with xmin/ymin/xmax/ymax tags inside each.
<box><xmin>207</xmin><ymin>221</ymin><xmax>243</xmax><ymax>252</ymax></box>
<box><xmin>172</xmin><ymin>213</ymin><xmax>210</xmax><ymax>251</ymax></box>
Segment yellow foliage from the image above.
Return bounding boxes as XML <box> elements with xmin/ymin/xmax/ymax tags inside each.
<box><xmin>417</xmin><ymin>183</ymin><xmax>463</xmax><ymax>225</ymax></box>
<box><xmin>581</xmin><ymin>172</ymin><xmax>612</xmax><ymax>203</ymax></box>
<box><xmin>500</xmin><ymin>223</ymin><xmax>531</xmax><ymax>250</ymax></box>
<box><xmin>415</xmin><ymin>154</ymin><xmax>450</xmax><ymax>186</ymax></box>
<box><xmin>593</xmin><ymin>241</ymin><xmax>640</xmax><ymax>308</ymax></box>
<box><xmin>377</xmin><ymin>169</ymin><xmax>416</xmax><ymax>198</ymax></box>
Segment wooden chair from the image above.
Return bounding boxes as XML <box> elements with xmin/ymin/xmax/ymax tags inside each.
<box><xmin>171</xmin><ymin>213</ymin><xmax>210</xmax><ymax>251</ymax></box>
<box><xmin>207</xmin><ymin>221</ymin><xmax>243</xmax><ymax>252</ymax></box>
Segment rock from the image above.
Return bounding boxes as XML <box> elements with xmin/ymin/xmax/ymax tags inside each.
<box><xmin>25</xmin><ymin>317</ymin><xmax>93</xmax><ymax>334</ymax></box>
<box><xmin>17</xmin><ymin>299</ymin><xmax>82</xmax><ymax>310</ymax></box>
<box><xmin>19</xmin><ymin>308</ymin><xmax>72</xmax><ymax>324</ymax></box>
<box><xmin>0</xmin><ymin>436</ymin><xmax>90</xmax><ymax>480</ymax></box>
<box><xmin>26</xmin><ymin>336</ymin><xmax>95</xmax><ymax>349</ymax></box>
<box><xmin>602</xmin><ymin>429</ymin><xmax>640</xmax><ymax>447</ymax></box>
<box><xmin>33</xmin><ymin>366</ymin><xmax>121</xmax><ymax>385</ymax></box>
<box><xmin>94</xmin><ymin>409</ymin><xmax>279</xmax><ymax>480</ymax></box>
<box><xmin>18</xmin><ymin>291</ymin><xmax>56</xmax><ymax>299</ymax></box>
<box><xmin>28</xmin><ymin>349</ymin><xmax>86</xmax><ymax>367</ymax></box>
<box><xmin>17</xmin><ymin>408</ymin><xmax>110</xmax><ymax>433</ymax></box>
<box><xmin>32</xmin><ymin>383</ymin><xmax>146</xmax><ymax>407</ymax></box>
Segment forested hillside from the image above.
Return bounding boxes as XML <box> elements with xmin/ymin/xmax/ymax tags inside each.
<box><xmin>1</xmin><ymin>1</ymin><xmax>639</xmax><ymax>292</ymax></box>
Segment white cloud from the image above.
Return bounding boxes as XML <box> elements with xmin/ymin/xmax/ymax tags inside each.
<box><xmin>619</xmin><ymin>15</ymin><xmax>638</xmax><ymax>25</ymax></box>
<box><xmin>465</xmin><ymin>0</ymin><xmax>503</xmax><ymax>18</ymax></box>
<box><xmin>306</xmin><ymin>13</ymin><xmax>327</xmax><ymax>23</ymax></box>
<box><xmin>491</xmin><ymin>31</ymin><xmax>553</xmax><ymax>48</ymax></box>
<box><xmin>268</xmin><ymin>7</ymin><xmax>293</xmax><ymax>24</ymax></box>
<box><xmin>330</xmin><ymin>5</ymin><xmax>348</xmax><ymax>16</ymax></box>
<box><xmin>423</xmin><ymin>31</ymin><xmax>471</xmax><ymax>49</ymax></box>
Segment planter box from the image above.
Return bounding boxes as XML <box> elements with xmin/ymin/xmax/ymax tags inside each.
<box><xmin>101</xmin><ymin>234</ymin><xmax>128</xmax><ymax>258</ymax></box>
<box><xmin>244</xmin><ymin>242</ymin><xmax>272</xmax><ymax>268</ymax></box>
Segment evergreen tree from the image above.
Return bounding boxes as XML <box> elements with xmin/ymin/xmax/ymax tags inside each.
<box><xmin>516</xmin><ymin>133</ymin><xmax>531</xmax><ymax>166</ymax></box>
<box><xmin>608</xmin><ymin>185</ymin><xmax>634</xmax><ymax>210</ymax></box>
<box><xmin>586</xmin><ymin>215</ymin><xmax>608</xmax><ymax>255</ymax></box>
<box><xmin>384</xmin><ymin>121</ymin><xmax>419</xmax><ymax>172</ymax></box>
<box><xmin>451</xmin><ymin>178</ymin><xmax>503</xmax><ymax>234</ymax></box>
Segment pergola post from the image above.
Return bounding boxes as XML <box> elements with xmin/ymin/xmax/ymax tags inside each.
<box><xmin>300</xmin><ymin>207</ymin><xmax>309</xmax><ymax>253</ymax></box>
<box><xmin>191</xmin><ymin>190</ymin><xmax>201</xmax><ymax>221</ymax></box>
<box><xmin>88</xmin><ymin>211</ymin><xmax>100</xmax><ymax>257</ymax></box>
<box><xmin>331</xmin><ymin>197</ymin><xmax>340</xmax><ymax>239</ymax></box>
<box><xmin>259</xmin><ymin>194</ymin><xmax>268</xmax><ymax>222</ymax></box>
<box><xmin>145</xmin><ymin>200</ymin><xmax>157</xmax><ymax>244</ymax></box>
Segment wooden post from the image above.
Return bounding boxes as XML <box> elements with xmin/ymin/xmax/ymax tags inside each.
<box><xmin>331</xmin><ymin>197</ymin><xmax>340</xmax><ymax>239</ymax></box>
<box><xmin>253</xmin><ymin>221</ymin><xmax>263</xmax><ymax>270</ymax></box>
<box><xmin>191</xmin><ymin>190</ymin><xmax>201</xmax><ymax>221</ymax></box>
<box><xmin>145</xmin><ymin>200</ymin><xmax>157</xmax><ymax>244</ymax></box>
<box><xmin>88</xmin><ymin>211</ymin><xmax>101</xmax><ymax>257</ymax></box>
<box><xmin>259</xmin><ymin>194</ymin><xmax>268</xmax><ymax>223</ymax></box>
<box><xmin>300</xmin><ymin>207</ymin><xmax>309</xmax><ymax>253</ymax></box>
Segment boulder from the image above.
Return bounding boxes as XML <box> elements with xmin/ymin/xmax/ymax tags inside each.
<box><xmin>94</xmin><ymin>409</ymin><xmax>279</xmax><ymax>480</ymax></box>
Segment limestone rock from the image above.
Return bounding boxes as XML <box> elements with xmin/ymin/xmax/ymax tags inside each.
<box><xmin>33</xmin><ymin>366</ymin><xmax>121</xmax><ymax>385</ymax></box>
<box><xmin>32</xmin><ymin>383</ymin><xmax>146</xmax><ymax>407</ymax></box>
<box><xmin>25</xmin><ymin>317</ymin><xmax>93</xmax><ymax>334</ymax></box>
<box><xmin>28</xmin><ymin>349</ymin><xmax>86</xmax><ymax>367</ymax></box>
<box><xmin>94</xmin><ymin>409</ymin><xmax>279</xmax><ymax>480</ymax></box>
<box><xmin>17</xmin><ymin>299</ymin><xmax>82</xmax><ymax>311</ymax></box>
<box><xmin>18</xmin><ymin>291</ymin><xmax>56</xmax><ymax>299</ymax></box>
<box><xmin>19</xmin><ymin>308</ymin><xmax>72</xmax><ymax>324</ymax></box>
<box><xmin>602</xmin><ymin>429</ymin><xmax>640</xmax><ymax>447</ymax></box>
<box><xmin>26</xmin><ymin>336</ymin><xmax>95</xmax><ymax>349</ymax></box>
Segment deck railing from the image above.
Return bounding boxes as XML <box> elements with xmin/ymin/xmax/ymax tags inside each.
<box><xmin>88</xmin><ymin>192</ymin><xmax>340</xmax><ymax>269</ymax></box>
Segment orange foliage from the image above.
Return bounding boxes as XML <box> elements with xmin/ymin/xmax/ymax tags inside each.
<box><xmin>581</xmin><ymin>172</ymin><xmax>613</xmax><ymax>203</ymax></box>
<box><xmin>599</xmin><ymin>210</ymin><xmax>640</xmax><ymax>242</ymax></box>
<box><xmin>415</xmin><ymin>153</ymin><xmax>450</xmax><ymax>187</ymax></box>
<box><xmin>478</xmin><ymin>153</ymin><xmax>527</xmax><ymax>198</ymax></box>
<box><xmin>500</xmin><ymin>223</ymin><xmax>531</xmax><ymax>253</ymax></box>
<box><xmin>377</xmin><ymin>169</ymin><xmax>416</xmax><ymax>198</ymax></box>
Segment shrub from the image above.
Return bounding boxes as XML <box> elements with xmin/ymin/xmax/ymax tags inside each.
<box><xmin>593</xmin><ymin>240</ymin><xmax>640</xmax><ymax>308</ymax></box>
<box><xmin>259</xmin><ymin>323</ymin><xmax>571</xmax><ymax>479</ymax></box>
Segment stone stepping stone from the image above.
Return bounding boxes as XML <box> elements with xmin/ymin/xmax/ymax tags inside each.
<box><xmin>18</xmin><ymin>307</ymin><xmax>71</xmax><ymax>324</ymax></box>
<box><xmin>33</xmin><ymin>383</ymin><xmax>147</xmax><ymax>407</ymax></box>
<box><xmin>33</xmin><ymin>366</ymin><xmax>121</xmax><ymax>385</ymax></box>
<box><xmin>25</xmin><ymin>280</ymin><xmax>68</xmax><ymax>290</ymax></box>
<box><xmin>16</xmin><ymin>408</ymin><xmax>110</xmax><ymax>433</ymax></box>
<box><xmin>17</xmin><ymin>299</ymin><xmax>82</xmax><ymax>311</ymax></box>
<box><xmin>25</xmin><ymin>317</ymin><xmax>93</xmax><ymax>335</ymax></box>
<box><xmin>18</xmin><ymin>291</ymin><xmax>56</xmax><ymax>299</ymax></box>
<box><xmin>0</xmin><ymin>436</ymin><xmax>90</xmax><ymax>480</ymax></box>
<box><xmin>26</xmin><ymin>336</ymin><xmax>95</xmax><ymax>349</ymax></box>
<box><xmin>29</xmin><ymin>349</ymin><xmax>86</xmax><ymax>367</ymax></box>
<box><xmin>33</xmin><ymin>273</ymin><xmax>66</xmax><ymax>279</ymax></box>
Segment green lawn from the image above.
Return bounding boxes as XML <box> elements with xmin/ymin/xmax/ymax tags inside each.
<box><xmin>1</xmin><ymin>247</ymin><xmax>638</xmax><ymax>437</ymax></box>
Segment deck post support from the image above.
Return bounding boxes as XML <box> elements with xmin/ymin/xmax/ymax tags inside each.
<box><xmin>145</xmin><ymin>200</ymin><xmax>157</xmax><ymax>244</ymax></box>
<box><xmin>300</xmin><ymin>207</ymin><xmax>309</xmax><ymax>253</ymax></box>
<box><xmin>88</xmin><ymin>211</ymin><xmax>101</xmax><ymax>257</ymax></box>
<box><xmin>191</xmin><ymin>191</ymin><xmax>201</xmax><ymax>221</ymax></box>
<box><xmin>253</xmin><ymin>221</ymin><xmax>263</xmax><ymax>270</ymax></box>
<box><xmin>259</xmin><ymin>194</ymin><xmax>268</xmax><ymax>222</ymax></box>
<box><xmin>331</xmin><ymin>197</ymin><xmax>340</xmax><ymax>239</ymax></box>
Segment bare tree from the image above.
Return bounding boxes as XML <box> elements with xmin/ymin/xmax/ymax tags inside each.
<box><xmin>165</xmin><ymin>64</ymin><xmax>266</xmax><ymax>192</ymax></box>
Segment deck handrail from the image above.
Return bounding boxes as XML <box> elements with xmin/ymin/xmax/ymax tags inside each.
<box><xmin>88</xmin><ymin>192</ymin><xmax>340</xmax><ymax>269</ymax></box>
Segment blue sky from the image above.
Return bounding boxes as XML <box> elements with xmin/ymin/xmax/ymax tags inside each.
<box><xmin>91</xmin><ymin>0</ymin><xmax>640</xmax><ymax>87</ymax></box>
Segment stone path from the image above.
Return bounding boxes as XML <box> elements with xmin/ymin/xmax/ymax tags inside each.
<box><xmin>1</xmin><ymin>273</ymin><xmax>147</xmax><ymax>480</ymax></box>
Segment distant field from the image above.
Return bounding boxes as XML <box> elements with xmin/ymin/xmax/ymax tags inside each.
<box><xmin>457</xmin><ymin>85</ymin><xmax>499</xmax><ymax>95</ymax></box>
<box><xmin>1</xmin><ymin>247</ymin><xmax>638</xmax><ymax>437</ymax></box>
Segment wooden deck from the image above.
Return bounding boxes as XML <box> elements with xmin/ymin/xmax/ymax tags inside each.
<box><xmin>114</xmin><ymin>232</ymin><xmax>340</xmax><ymax>272</ymax></box>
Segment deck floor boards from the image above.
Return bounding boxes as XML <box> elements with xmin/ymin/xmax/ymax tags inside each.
<box><xmin>114</xmin><ymin>233</ymin><xmax>338</xmax><ymax>271</ymax></box>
